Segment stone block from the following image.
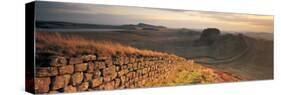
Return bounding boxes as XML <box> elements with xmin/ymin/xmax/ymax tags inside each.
<box><xmin>103</xmin><ymin>76</ymin><xmax>111</xmax><ymax>82</ymax></box>
<box><xmin>74</xmin><ymin>63</ymin><xmax>88</xmax><ymax>72</ymax></box>
<box><xmin>105</xmin><ymin>59</ymin><xmax>113</xmax><ymax>67</ymax></box>
<box><xmin>93</xmin><ymin>71</ymin><xmax>101</xmax><ymax>78</ymax></box>
<box><xmin>71</xmin><ymin>72</ymin><xmax>84</xmax><ymax>86</ymax></box>
<box><xmin>77</xmin><ymin>82</ymin><xmax>89</xmax><ymax>91</ymax></box>
<box><xmin>35</xmin><ymin>77</ymin><xmax>51</xmax><ymax>93</ymax></box>
<box><xmin>102</xmin><ymin>66</ymin><xmax>116</xmax><ymax>76</ymax></box>
<box><xmin>118</xmin><ymin>69</ymin><xmax>128</xmax><ymax>77</ymax></box>
<box><xmin>63</xmin><ymin>85</ymin><xmax>77</xmax><ymax>93</ymax></box>
<box><xmin>49</xmin><ymin>56</ymin><xmax>67</xmax><ymax>67</ymax></box>
<box><xmin>58</xmin><ymin>65</ymin><xmax>74</xmax><ymax>75</ymax></box>
<box><xmin>90</xmin><ymin>78</ymin><xmax>103</xmax><ymax>88</ymax></box>
<box><xmin>36</xmin><ymin>67</ymin><xmax>58</xmax><ymax>77</ymax></box>
<box><xmin>94</xmin><ymin>61</ymin><xmax>106</xmax><ymax>69</ymax></box>
<box><xmin>114</xmin><ymin>78</ymin><xmax>121</xmax><ymax>88</ymax></box>
<box><xmin>82</xmin><ymin>55</ymin><xmax>96</xmax><ymax>62</ymax></box>
<box><xmin>51</xmin><ymin>75</ymin><xmax>71</xmax><ymax>90</ymax></box>
<box><xmin>104</xmin><ymin>81</ymin><xmax>115</xmax><ymax>90</ymax></box>
<box><xmin>84</xmin><ymin>73</ymin><xmax>93</xmax><ymax>82</ymax></box>
<box><xmin>96</xmin><ymin>55</ymin><xmax>108</xmax><ymax>61</ymax></box>
<box><xmin>86</xmin><ymin>63</ymin><xmax>96</xmax><ymax>73</ymax></box>
<box><xmin>69</xmin><ymin>57</ymin><xmax>83</xmax><ymax>64</ymax></box>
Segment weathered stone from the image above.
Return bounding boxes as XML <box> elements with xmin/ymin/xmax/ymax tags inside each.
<box><xmin>124</xmin><ymin>57</ymin><xmax>129</xmax><ymax>64</ymax></box>
<box><xmin>97</xmin><ymin>56</ymin><xmax>108</xmax><ymax>61</ymax></box>
<box><xmin>103</xmin><ymin>76</ymin><xmax>111</xmax><ymax>82</ymax></box>
<box><xmin>102</xmin><ymin>66</ymin><xmax>116</xmax><ymax>76</ymax></box>
<box><xmin>35</xmin><ymin>77</ymin><xmax>51</xmax><ymax>93</ymax></box>
<box><xmin>82</xmin><ymin>55</ymin><xmax>96</xmax><ymax>62</ymax></box>
<box><xmin>95</xmin><ymin>84</ymin><xmax>104</xmax><ymax>90</ymax></box>
<box><xmin>105</xmin><ymin>59</ymin><xmax>113</xmax><ymax>67</ymax></box>
<box><xmin>49</xmin><ymin>56</ymin><xmax>67</xmax><ymax>67</ymax></box>
<box><xmin>93</xmin><ymin>71</ymin><xmax>101</xmax><ymax>78</ymax></box>
<box><xmin>115</xmin><ymin>66</ymin><xmax>121</xmax><ymax>72</ymax></box>
<box><xmin>121</xmin><ymin>65</ymin><xmax>128</xmax><ymax>70</ymax></box>
<box><xmin>126</xmin><ymin>72</ymin><xmax>134</xmax><ymax>79</ymax></box>
<box><xmin>94</xmin><ymin>61</ymin><xmax>106</xmax><ymax>69</ymax></box>
<box><xmin>74</xmin><ymin>63</ymin><xmax>88</xmax><ymax>72</ymax></box>
<box><xmin>71</xmin><ymin>72</ymin><xmax>84</xmax><ymax>86</ymax></box>
<box><xmin>84</xmin><ymin>73</ymin><xmax>93</xmax><ymax>82</ymax></box>
<box><xmin>51</xmin><ymin>75</ymin><xmax>71</xmax><ymax>90</ymax></box>
<box><xmin>129</xmin><ymin>57</ymin><xmax>136</xmax><ymax>63</ymax></box>
<box><xmin>77</xmin><ymin>82</ymin><xmax>89</xmax><ymax>91</ymax></box>
<box><xmin>127</xmin><ymin>64</ymin><xmax>133</xmax><ymax>69</ymax></box>
<box><xmin>36</xmin><ymin>67</ymin><xmax>58</xmax><ymax>77</ymax></box>
<box><xmin>118</xmin><ymin>69</ymin><xmax>128</xmax><ymax>77</ymax></box>
<box><xmin>90</xmin><ymin>78</ymin><xmax>103</xmax><ymax>88</ymax></box>
<box><xmin>69</xmin><ymin>57</ymin><xmax>83</xmax><ymax>64</ymax></box>
<box><xmin>104</xmin><ymin>81</ymin><xmax>115</xmax><ymax>90</ymax></box>
<box><xmin>63</xmin><ymin>85</ymin><xmax>77</xmax><ymax>93</ymax></box>
<box><xmin>112</xmin><ymin>56</ymin><xmax>122</xmax><ymax>65</ymax></box>
<box><xmin>58</xmin><ymin>65</ymin><xmax>74</xmax><ymax>74</ymax></box>
<box><xmin>110</xmin><ymin>73</ymin><xmax>118</xmax><ymax>80</ymax></box>
<box><xmin>136</xmin><ymin>57</ymin><xmax>144</xmax><ymax>62</ymax></box>
<box><xmin>125</xmin><ymin>82</ymin><xmax>130</xmax><ymax>88</ymax></box>
<box><xmin>133</xmin><ymin>63</ymin><xmax>138</xmax><ymax>70</ymax></box>
<box><xmin>114</xmin><ymin>78</ymin><xmax>121</xmax><ymax>88</ymax></box>
<box><xmin>87</xmin><ymin>63</ymin><xmax>96</xmax><ymax>73</ymax></box>
<box><xmin>120</xmin><ymin>76</ymin><xmax>126</xmax><ymax>85</ymax></box>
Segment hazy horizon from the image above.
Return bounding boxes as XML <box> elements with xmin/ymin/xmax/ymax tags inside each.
<box><xmin>35</xmin><ymin>1</ymin><xmax>273</xmax><ymax>33</ymax></box>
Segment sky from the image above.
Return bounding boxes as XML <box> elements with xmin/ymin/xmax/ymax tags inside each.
<box><xmin>35</xmin><ymin>1</ymin><xmax>274</xmax><ymax>33</ymax></box>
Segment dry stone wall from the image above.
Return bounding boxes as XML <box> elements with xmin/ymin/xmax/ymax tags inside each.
<box><xmin>34</xmin><ymin>54</ymin><xmax>185</xmax><ymax>94</ymax></box>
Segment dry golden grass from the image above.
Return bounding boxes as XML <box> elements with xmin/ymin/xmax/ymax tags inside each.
<box><xmin>36</xmin><ymin>32</ymin><xmax>168</xmax><ymax>56</ymax></box>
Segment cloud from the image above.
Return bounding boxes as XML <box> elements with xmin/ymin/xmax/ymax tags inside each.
<box><xmin>35</xmin><ymin>1</ymin><xmax>273</xmax><ymax>33</ymax></box>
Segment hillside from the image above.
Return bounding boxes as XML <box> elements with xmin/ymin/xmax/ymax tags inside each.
<box><xmin>36</xmin><ymin>21</ymin><xmax>167</xmax><ymax>31</ymax></box>
<box><xmin>33</xmin><ymin>32</ymin><xmax>241</xmax><ymax>94</ymax></box>
<box><xmin>205</xmin><ymin>35</ymin><xmax>273</xmax><ymax>80</ymax></box>
<box><xmin>37</xmin><ymin>26</ymin><xmax>273</xmax><ymax>81</ymax></box>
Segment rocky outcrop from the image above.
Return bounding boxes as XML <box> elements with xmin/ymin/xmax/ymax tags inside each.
<box><xmin>194</xmin><ymin>28</ymin><xmax>221</xmax><ymax>46</ymax></box>
<box><xmin>191</xmin><ymin>28</ymin><xmax>249</xmax><ymax>63</ymax></box>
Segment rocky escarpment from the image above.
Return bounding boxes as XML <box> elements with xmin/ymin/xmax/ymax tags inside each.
<box><xmin>191</xmin><ymin>28</ymin><xmax>248</xmax><ymax>64</ymax></box>
<box><xmin>194</xmin><ymin>28</ymin><xmax>221</xmax><ymax>46</ymax></box>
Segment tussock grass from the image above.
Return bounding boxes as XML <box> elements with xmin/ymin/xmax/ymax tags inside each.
<box><xmin>36</xmin><ymin>32</ymin><xmax>168</xmax><ymax>57</ymax></box>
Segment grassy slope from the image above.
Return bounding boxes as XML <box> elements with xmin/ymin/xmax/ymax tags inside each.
<box><xmin>55</xmin><ymin>30</ymin><xmax>273</xmax><ymax>80</ymax></box>
<box><xmin>36</xmin><ymin>32</ymin><xmax>168</xmax><ymax>57</ymax></box>
<box><xmin>36</xmin><ymin>32</ymin><xmax>241</xmax><ymax>86</ymax></box>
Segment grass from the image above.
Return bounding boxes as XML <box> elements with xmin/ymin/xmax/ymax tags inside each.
<box><xmin>144</xmin><ymin>60</ymin><xmax>227</xmax><ymax>87</ymax></box>
<box><xmin>165</xmin><ymin>71</ymin><xmax>203</xmax><ymax>86</ymax></box>
<box><xmin>36</xmin><ymin>32</ymin><xmax>169</xmax><ymax>57</ymax></box>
